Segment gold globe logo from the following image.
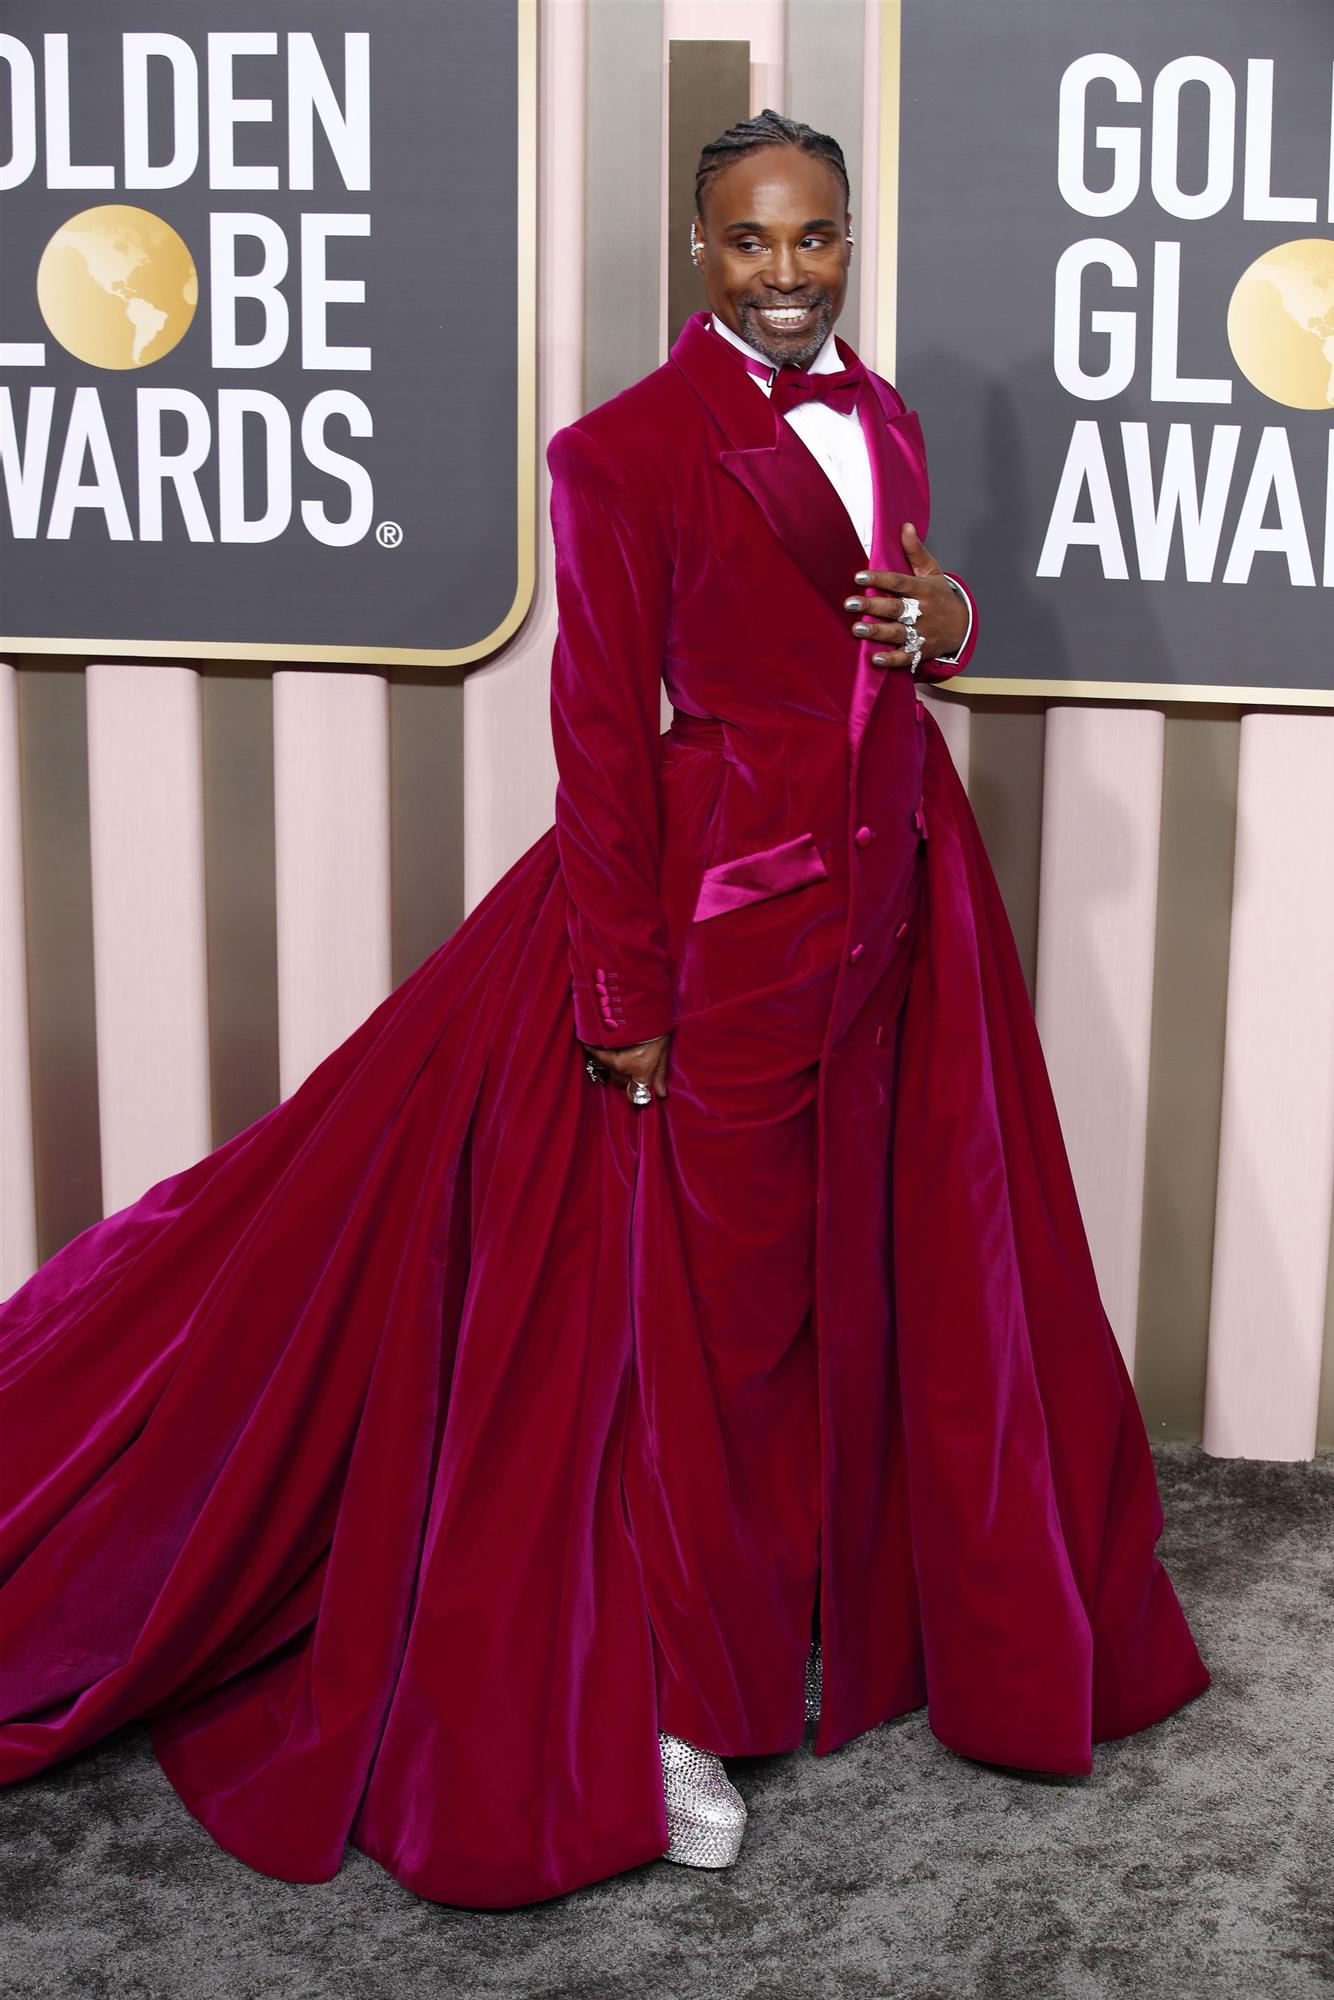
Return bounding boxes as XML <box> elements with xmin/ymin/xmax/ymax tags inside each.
<box><xmin>36</xmin><ymin>204</ymin><xmax>198</xmax><ymax>371</ymax></box>
<box><xmin>1226</xmin><ymin>237</ymin><xmax>1334</xmax><ymax>412</ymax></box>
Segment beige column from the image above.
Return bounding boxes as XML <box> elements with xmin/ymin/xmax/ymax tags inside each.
<box><xmin>85</xmin><ymin>663</ymin><xmax>211</xmax><ymax>1212</ymax></box>
<box><xmin>1204</xmin><ymin>713</ymin><xmax>1334</xmax><ymax>1460</ymax></box>
<box><xmin>1035</xmin><ymin>705</ymin><xmax>1166</xmax><ymax>1368</ymax></box>
<box><xmin>272</xmin><ymin>670</ymin><xmax>392</xmax><ymax>1097</ymax></box>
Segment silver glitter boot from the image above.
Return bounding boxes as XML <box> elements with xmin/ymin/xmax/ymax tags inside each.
<box><xmin>805</xmin><ymin>1640</ymin><xmax>822</xmax><ymax>1724</ymax></box>
<box><xmin>658</xmin><ymin>1732</ymin><xmax>748</xmax><ymax>1868</ymax></box>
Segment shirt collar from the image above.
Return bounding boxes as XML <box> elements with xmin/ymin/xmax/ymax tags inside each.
<box><xmin>708</xmin><ymin>311</ymin><xmax>843</xmax><ymax>378</ymax></box>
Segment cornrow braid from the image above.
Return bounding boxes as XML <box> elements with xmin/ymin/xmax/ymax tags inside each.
<box><xmin>694</xmin><ymin>107</ymin><xmax>850</xmax><ymax>225</ymax></box>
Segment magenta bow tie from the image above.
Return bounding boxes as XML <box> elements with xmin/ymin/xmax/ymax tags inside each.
<box><xmin>738</xmin><ymin>350</ymin><xmax>866</xmax><ymax>416</ymax></box>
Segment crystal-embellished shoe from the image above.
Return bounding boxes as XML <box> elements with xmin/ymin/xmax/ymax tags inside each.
<box><xmin>805</xmin><ymin>1640</ymin><xmax>822</xmax><ymax>1724</ymax></box>
<box><xmin>658</xmin><ymin>1731</ymin><xmax>748</xmax><ymax>1868</ymax></box>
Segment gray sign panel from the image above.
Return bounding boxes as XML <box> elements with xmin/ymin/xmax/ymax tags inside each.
<box><xmin>0</xmin><ymin>0</ymin><xmax>535</xmax><ymax>665</ymax></box>
<box><xmin>896</xmin><ymin>0</ymin><xmax>1332</xmax><ymax>703</ymax></box>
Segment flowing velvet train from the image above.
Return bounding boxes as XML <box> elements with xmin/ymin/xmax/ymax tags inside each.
<box><xmin>0</xmin><ymin>714</ymin><xmax>1209</xmax><ymax>1908</ymax></box>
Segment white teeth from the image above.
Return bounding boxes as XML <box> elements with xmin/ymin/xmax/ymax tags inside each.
<box><xmin>759</xmin><ymin>307</ymin><xmax>810</xmax><ymax>323</ymax></box>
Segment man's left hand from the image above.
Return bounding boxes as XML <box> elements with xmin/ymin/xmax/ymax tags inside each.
<box><xmin>844</xmin><ymin>524</ymin><xmax>968</xmax><ymax>669</ymax></box>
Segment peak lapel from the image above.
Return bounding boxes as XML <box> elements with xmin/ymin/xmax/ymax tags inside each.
<box><xmin>670</xmin><ymin>311</ymin><xmax>870</xmax><ymax>617</ymax></box>
<box><xmin>860</xmin><ymin>372</ymin><xmax>931</xmax><ymax>574</ymax></box>
<box><xmin>670</xmin><ymin>311</ymin><xmax>934</xmax><ymax>615</ymax></box>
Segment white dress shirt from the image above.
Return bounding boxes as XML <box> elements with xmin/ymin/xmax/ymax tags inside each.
<box><xmin>707</xmin><ymin>312</ymin><xmax>971</xmax><ymax>665</ymax></box>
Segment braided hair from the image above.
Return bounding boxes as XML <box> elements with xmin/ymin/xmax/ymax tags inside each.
<box><xmin>694</xmin><ymin>108</ymin><xmax>850</xmax><ymax>225</ymax></box>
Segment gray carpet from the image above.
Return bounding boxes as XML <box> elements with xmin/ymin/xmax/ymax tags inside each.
<box><xmin>3</xmin><ymin>1445</ymin><xmax>1331</xmax><ymax>1999</ymax></box>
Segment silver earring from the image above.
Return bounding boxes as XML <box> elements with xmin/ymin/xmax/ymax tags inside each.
<box><xmin>690</xmin><ymin>221</ymin><xmax>702</xmax><ymax>265</ymax></box>
<box><xmin>846</xmin><ymin>233</ymin><xmax>855</xmax><ymax>248</ymax></box>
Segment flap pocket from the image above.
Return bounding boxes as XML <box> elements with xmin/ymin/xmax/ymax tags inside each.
<box><xmin>692</xmin><ymin>831</ymin><xmax>829</xmax><ymax>923</ymax></box>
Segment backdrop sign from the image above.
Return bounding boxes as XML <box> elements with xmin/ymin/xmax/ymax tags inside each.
<box><xmin>0</xmin><ymin>1</ymin><xmax>535</xmax><ymax>664</ymax></box>
<box><xmin>895</xmin><ymin>0</ymin><xmax>1333</xmax><ymax>704</ymax></box>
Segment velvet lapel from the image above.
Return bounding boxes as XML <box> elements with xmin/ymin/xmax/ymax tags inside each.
<box><xmin>862</xmin><ymin>380</ymin><xmax>930</xmax><ymax>572</ymax></box>
<box><xmin>669</xmin><ymin>309</ymin><xmax>929</xmax><ymax>615</ymax></box>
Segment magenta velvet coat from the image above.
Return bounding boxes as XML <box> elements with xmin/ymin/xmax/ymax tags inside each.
<box><xmin>0</xmin><ymin>309</ymin><xmax>1209</xmax><ymax>1909</ymax></box>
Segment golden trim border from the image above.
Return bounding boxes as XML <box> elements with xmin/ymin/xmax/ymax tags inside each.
<box><xmin>942</xmin><ymin>676</ymin><xmax>1334</xmax><ymax>709</ymax></box>
<box><xmin>875</xmin><ymin>0</ymin><xmax>1330</xmax><ymax>713</ymax></box>
<box><xmin>3</xmin><ymin>0</ymin><xmax>538</xmax><ymax>670</ymax></box>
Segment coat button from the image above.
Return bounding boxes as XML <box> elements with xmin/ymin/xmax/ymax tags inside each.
<box><xmin>854</xmin><ymin>824</ymin><xmax>875</xmax><ymax>848</ymax></box>
<box><xmin>849</xmin><ymin>942</ymin><xmax>865</xmax><ymax>963</ymax></box>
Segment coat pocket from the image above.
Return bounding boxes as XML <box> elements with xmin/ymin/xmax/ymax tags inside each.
<box><xmin>691</xmin><ymin>831</ymin><xmax>829</xmax><ymax>923</ymax></box>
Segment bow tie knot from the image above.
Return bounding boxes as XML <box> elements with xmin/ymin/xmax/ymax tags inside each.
<box><xmin>736</xmin><ymin>346</ymin><xmax>866</xmax><ymax>417</ymax></box>
<box><xmin>767</xmin><ymin>359</ymin><xmax>865</xmax><ymax>417</ymax></box>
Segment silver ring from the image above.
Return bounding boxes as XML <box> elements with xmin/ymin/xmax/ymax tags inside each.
<box><xmin>900</xmin><ymin>595</ymin><xmax>924</xmax><ymax>674</ymax></box>
<box><xmin>584</xmin><ymin>1051</ymin><xmax>609</xmax><ymax>1084</ymax></box>
<box><xmin>628</xmin><ymin>1080</ymin><xmax>653</xmax><ymax>1108</ymax></box>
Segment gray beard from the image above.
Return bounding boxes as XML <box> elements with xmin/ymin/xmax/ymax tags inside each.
<box><xmin>735</xmin><ymin>298</ymin><xmax>835</xmax><ymax>373</ymax></box>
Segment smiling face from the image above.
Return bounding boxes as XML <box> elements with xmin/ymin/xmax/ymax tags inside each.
<box><xmin>695</xmin><ymin>144</ymin><xmax>852</xmax><ymax>371</ymax></box>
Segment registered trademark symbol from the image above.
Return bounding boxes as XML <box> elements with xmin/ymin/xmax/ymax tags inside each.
<box><xmin>376</xmin><ymin>520</ymin><xmax>403</xmax><ymax>548</ymax></box>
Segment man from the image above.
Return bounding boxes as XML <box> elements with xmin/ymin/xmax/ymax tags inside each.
<box><xmin>545</xmin><ymin>109</ymin><xmax>1208</xmax><ymax>1870</ymax></box>
<box><xmin>0</xmin><ymin>111</ymin><xmax>1207</xmax><ymax>1915</ymax></box>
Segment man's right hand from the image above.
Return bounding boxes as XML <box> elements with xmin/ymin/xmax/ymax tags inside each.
<box><xmin>583</xmin><ymin>1033</ymin><xmax>672</xmax><ymax>1101</ymax></box>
